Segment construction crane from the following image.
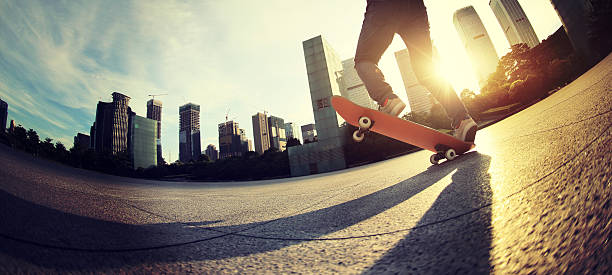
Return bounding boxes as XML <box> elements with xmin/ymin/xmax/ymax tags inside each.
<box><xmin>148</xmin><ymin>93</ymin><xmax>168</xmax><ymax>101</ymax></box>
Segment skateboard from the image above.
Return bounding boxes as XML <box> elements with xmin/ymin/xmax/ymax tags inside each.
<box><xmin>331</xmin><ymin>96</ymin><xmax>475</xmax><ymax>165</ymax></box>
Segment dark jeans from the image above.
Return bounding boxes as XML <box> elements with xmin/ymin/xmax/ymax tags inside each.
<box><xmin>355</xmin><ymin>0</ymin><xmax>468</xmax><ymax>121</ymax></box>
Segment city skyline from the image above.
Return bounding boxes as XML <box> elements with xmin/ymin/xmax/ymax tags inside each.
<box><xmin>0</xmin><ymin>0</ymin><xmax>561</xmax><ymax>162</ymax></box>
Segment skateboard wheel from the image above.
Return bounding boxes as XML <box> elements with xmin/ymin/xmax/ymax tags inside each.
<box><xmin>445</xmin><ymin>149</ymin><xmax>457</xmax><ymax>161</ymax></box>
<box><xmin>353</xmin><ymin>130</ymin><xmax>365</xmax><ymax>142</ymax></box>
<box><xmin>430</xmin><ymin>154</ymin><xmax>440</xmax><ymax>165</ymax></box>
<box><xmin>358</xmin><ymin>116</ymin><xmax>372</xmax><ymax>129</ymax></box>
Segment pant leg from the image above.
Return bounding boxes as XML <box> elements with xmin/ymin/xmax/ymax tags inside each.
<box><xmin>354</xmin><ymin>1</ymin><xmax>398</xmax><ymax>105</ymax></box>
<box><xmin>397</xmin><ymin>1</ymin><xmax>469</xmax><ymax>121</ymax></box>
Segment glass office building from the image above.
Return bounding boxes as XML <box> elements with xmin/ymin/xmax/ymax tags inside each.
<box><xmin>453</xmin><ymin>6</ymin><xmax>500</xmax><ymax>86</ymax></box>
<box><xmin>130</xmin><ymin>115</ymin><xmax>157</xmax><ymax>169</ymax></box>
<box><xmin>490</xmin><ymin>0</ymin><xmax>539</xmax><ymax>48</ymax></box>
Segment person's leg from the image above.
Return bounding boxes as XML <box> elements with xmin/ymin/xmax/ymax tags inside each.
<box><xmin>354</xmin><ymin>2</ymin><xmax>400</xmax><ymax>107</ymax></box>
<box><xmin>397</xmin><ymin>1</ymin><xmax>469</xmax><ymax>122</ymax></box>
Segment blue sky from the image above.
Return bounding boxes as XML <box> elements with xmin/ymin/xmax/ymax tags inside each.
<box><xmin>0</xmin><ymin>0</ymin><xmax>560</xmax><ymax>162</ymax></box>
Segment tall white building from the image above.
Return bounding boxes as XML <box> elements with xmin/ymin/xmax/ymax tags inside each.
<box><xmin>453</xmin><ymin>6</ymin><xmax>500</xmax><ymax>86</ymax></box>
<box><xmin>338</xmin><ymin>58</ymin><xmax>377</xmax><ymax>109</ymax></box>
<box><xmin>490</xmin><ymin>0</ymin><xmax>539</xmax><ymax>48</ymax></box>
<box><xmin>288</xmin><ymin>35</ymin><xmax>346</xmax><ymax>176</ymax></box>
<box><xmin>394</xmin><ymin>49</ymin><xmax>432</xmax><ymax>114</ymax></box>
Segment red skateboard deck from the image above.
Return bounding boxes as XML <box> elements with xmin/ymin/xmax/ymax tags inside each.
<box><xmin>331</xmin><ymin>96</ymin><xmax>474</xmax><ymax>157</ymax></box>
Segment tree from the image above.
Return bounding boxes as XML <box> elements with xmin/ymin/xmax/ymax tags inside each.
<box><xmin>286</xmin><ymin>137</ymin><xmax>301</xmax><ymax>148</ymax></box>
<box><xmin>198</xmin><ymin>153</ymin><xmax>210</xmax><ymax>163</ymax></box>
<box><xmin>39</xmin><ymin>137</ymin><xmax>55</xmax><ymax>158</ymax></box>
<box><xmin>25</xmin><ymin>129</ymin><xmax>40</xmax><ymax>154</ymax></box>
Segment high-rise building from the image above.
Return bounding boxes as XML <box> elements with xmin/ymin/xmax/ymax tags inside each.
<box><xmin>218</xmin><ymin>120</ymin><xmax>247</xmax><ymax>159</ymax></box>
<box><xmin>147</xmin><ymin>99</ymin><xmax>163</xmax><ymax>165</ymax></box>
<box><xmin>239</xmin><ymin>128</ymin><xmax>252</xmax><ymax>152</ymax></box>
<box><xmin>268</xmin><ymin>116</ymin><xmax>287</xmax><ymax>152</ymax></box>
<box><xmin>0</xmin><ymin>98</ymin><xmax>8</xmax><ymax>132</ymax></box>
<box><xmin>288</xmin><ymin>35</ymin><xmax>347</xmax><ymax>176</ymax></box>
<box><xmin>284</xmin><ymin>122</ymin><xmax>301</xmax><ymax>142</ymax></box>
<box><xmin>339</xmin><ymin>58</ymin><xmax>377</xmax><ymax>109</ymax></box>
<box><xmin>394</xmin><ymin>49</ymin><xmax>433</xmax><ymax>114</ymax></box>
<box><xmin>93</xmin><ymin>92</ymin><xmax>131</xmax><ymax>155</ymax></box>
<box><xmin>129</xmin><ymin>114</ymin><xmax>157</xmax><ymax>169</ymax></box>
<box><xmin>251</xmin><ymin>112</ymin><xmax>270</xmax><ymax>154</ymax></box>
<box><xmin>550</xmin><ymin>0</ymin><xmax>607</xmax><ymax>67</ymax></box>
<box><xmin>179</xmin><ymin>103</ymin><xmax>201</xmax><ymax>162</ymax></box>
<box><xmin>301</xmin><ymin>124</ymin><xmax>317</xmax><ymax>143</ymax></box>
<box><xmin>490</xmin><ymin>0</ymin><xmax>539</xmax><ymax>48</ymax></box>
<box><xmin>205</xmin><ymin>144</ymin><xmax>219</xmax><ymax>161</ymax></box>
<box><xmin>73</xmin><ymin>133</ymin><xmax>90</xmax><ymax>151</ymax></box>
<box><xmin>453</xmin><ymin>6</ymin><xmax>500</xmax><ymax>86</ymax></box>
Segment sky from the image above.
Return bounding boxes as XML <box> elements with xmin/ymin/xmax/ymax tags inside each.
<box><xmin>0</xmin><ymin>0</ymin><xmax>561</xmax><ymax>163</ymax></box>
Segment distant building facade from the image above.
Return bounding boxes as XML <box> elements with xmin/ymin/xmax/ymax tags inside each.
<box><xmin>179</xmin><ymin>103</ymin><xmax>201</xmax><ymax>162</ymax></box>
<box><xmin>205</xmin><ymin>144</ymin><xmax>219</xmax><ymax>161</ymax></box>
<box><xmin>284</xmin><ymin>122</ymin><xmax>301</xmax><ymax>142</ymax></box>
<box><xmin>490</xmin><ymin>0</ymin><xmax>539</xmax><ymax>48</ymax></box>
<box><xmin>394</xmin><ymin>49</ymin><xmax>433</xmax><ymax>114</ymax></box>
<box><xmin>147</xmin><ymin>99</ymin><xmax>163</xmax><ymax>165</ymax></box>
<box><xmin>268</xmin><ymin>115</ymin><xmax>287</xmax><ymax>152</ymax></box>
<box><xmin>129</xmin><ymin>114</ymin><xmax>157</xmax><ymax>169</ymax></box>
<box><xmin>251</xmin><ymin>112</ymin><xmax>271</xmax><ymax>154</ymax></box>
<box><xmin>93</xmin><ymin>92</ymin><xmax>131</xmax><ymax>155</ymax></box>
<box><xmin>453</xmin><ymin>6</ymin><xmax>500</xmax><ymax>86</ymax></box>
<box><xmin>301</xmin><ymin>124</ymin><xmax>317</xmax><ymax>143</ymax></box>
<box><xmin>73</xmin><ymin>133</ymin><xmax>90</xmax><ymax>151</ymax></box>
<box><xmin>218</xmin><ymin>121</ymin><xmax>248</xmax><ymax>159</ymax></box>
<box><xmin>339</xmin><ymin>58</ymin><xmax>377</xmax><ymax>109</ymax></box>
<box><xmin>0</xmin><ymin>98</ymin><xmax>7</xmax><ymax>132</ymax></box>
<box><xmin>289</xmin><ymin>35</ymin><xmax>346</xmax><ymax>177</ymax></box>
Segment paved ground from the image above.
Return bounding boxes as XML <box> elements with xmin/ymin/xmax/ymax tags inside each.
<box><xmin>0</xmin><ymin>54</ymin><xmax>610</xmax><ymax>274</ymax></box>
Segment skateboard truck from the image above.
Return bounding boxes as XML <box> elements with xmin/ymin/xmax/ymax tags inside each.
<box><xmin>353</xmin><ymin>116</ymin><xmax>374</xmax><ymax>142</ymax></box>
<box><xmin>430</xmin><ymin>144</ymin><xmax>457</xmax><ymax>165</ymax></box>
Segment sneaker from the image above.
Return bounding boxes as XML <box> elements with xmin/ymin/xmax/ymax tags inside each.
<box><xmin>378</xmin><ymin>97</ymin><xmax>406</xmax><ymax>117</ymax></box>
<box><xmin>452</xmin><ymin>117</ymin><xmax>477</xmax><ymax>142</ymax></box>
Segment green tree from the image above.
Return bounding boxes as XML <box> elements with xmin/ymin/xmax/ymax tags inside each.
<box><xmin>39</xmin><ymin>137</ymin><xmax>55</xmax><ymax>158</ymax></box>
<box><xmin>25</xmin><ymin>128</ymin><xmax>40</xmax><ymax>154</ymax></box>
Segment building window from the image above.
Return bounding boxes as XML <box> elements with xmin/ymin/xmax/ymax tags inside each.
<box><xmin>316</xmin><ymin>98</ymin><xmax>330</xmax><ymax>110</ymax></box>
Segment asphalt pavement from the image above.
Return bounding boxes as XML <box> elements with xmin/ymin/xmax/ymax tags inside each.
<box><xmin>0</xmin><ymin>54</ymin><xmax>610</xmax><ymax>274</ymax></box>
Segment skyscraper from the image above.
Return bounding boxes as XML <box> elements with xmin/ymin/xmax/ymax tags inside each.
<box><xmin>339</xmin><ymin>58</ymin><xmax>377</xmax><ymax>109</ymax></box>
<box><xmin>251</xmin><ymin>112</ymin><xmax>270</xmax><ymax>154</ymax></box>
<box><xmin>394</xmin><ymin>49</ymin><xmax>433</xmax><ymax>114</ymax></box>
<box><xmin>73</xmin><ymin>133</ymin><xmax>90</xmax><ymax>152</ymax></box>
<box><xmin>453</xmin><ymin>6</ymin><xmax>500</xmax><ymax>86</ymax></box>
<box><xmin>218</xmin><ymin>120</ymin><xmax>246</xmax><ymax>159</ymax></box>
<box><xmin>147</xmin><ymin>99</ymin><xmax>163</xmax><ymax>165</ymax></box>
<box><xmin>205</xmin><ymin>144</ymin><xmax>219</xmax><ymax>161</ymax></box>
<box><xmin>94</xmin><ymin>92</ymin><xmax>131</xmax><ymax>155</ymax></box>
<box><xmin>179</xmin><ymin>103</ymin><xmax>201</xmax><ymax>162</ymax></box>
<box><xmin>239</xmin><ymin>128</ymin><xmax>253</xmax><ymax>152</ymax></box>
<box><xmin>288</xmin><ymin>35</ymin><xmax>347</xmax><ymax>176</ymax></box>
<box><xmin>129</xmin><ymin>114</ymin><xmax>157</xmax><ymax>169</ymax></box>
<box><xmin>0</xmin><ymin>98</ymin><xmax>7</xmax><ymax>132</ymax></box>
<box><xmin>490</xmin><ymin>0</ymin><xmax>539</xmax><ymax>48</ymax></box>
<box><xmin>268</xmin><ymin>115</ymin><xmax>287</xmax><ymax>152</ymax></box>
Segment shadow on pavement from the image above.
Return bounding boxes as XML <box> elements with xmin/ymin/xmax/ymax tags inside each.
<box><xmin>365</xmin><ymin>153</ymin><xmax>493</xmax><ymax>274</ymax></box>
<box><xmin>0</xmin><ymin>153</ymin><xmax>491</xmax><ymax>272</ymax></box>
